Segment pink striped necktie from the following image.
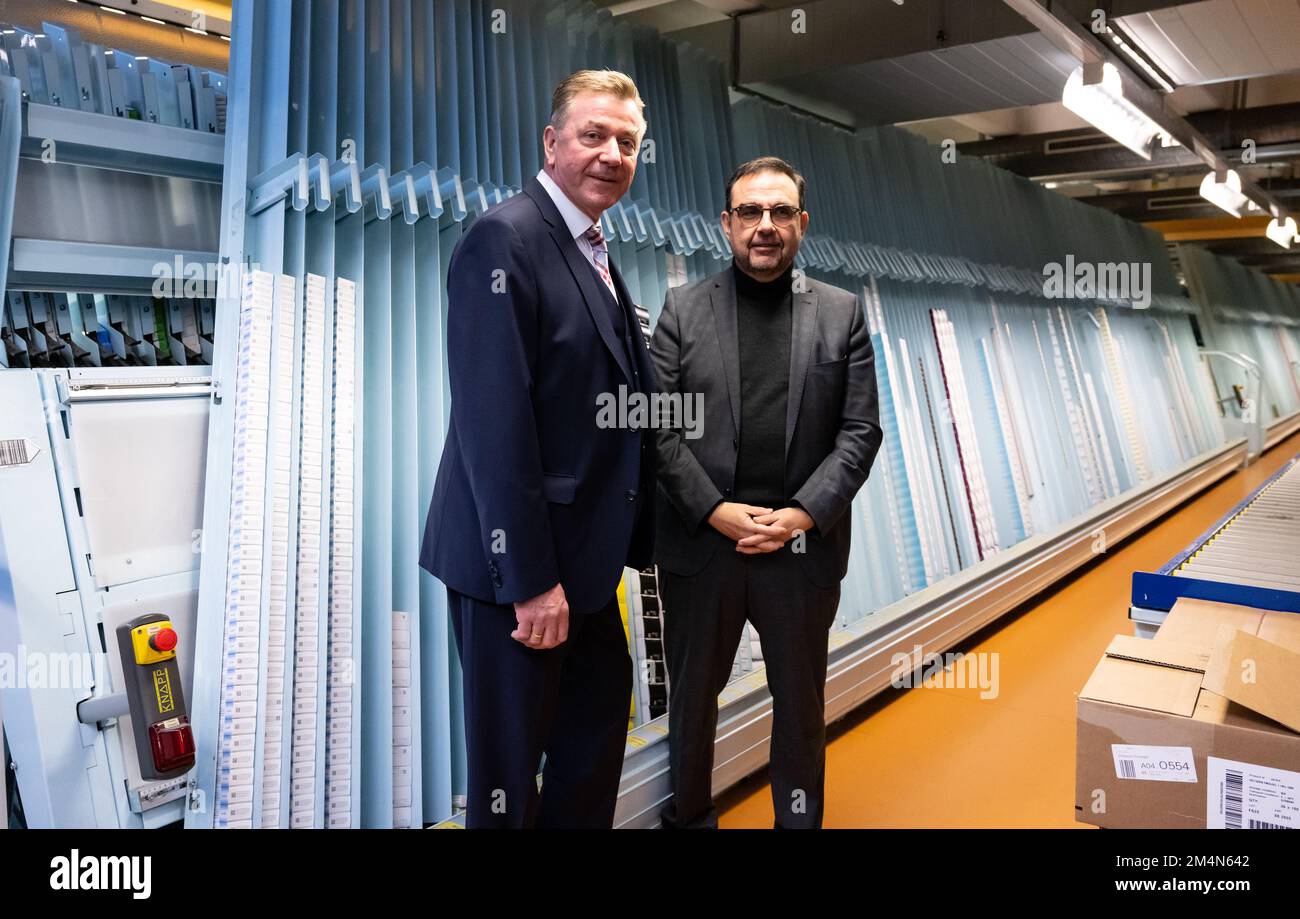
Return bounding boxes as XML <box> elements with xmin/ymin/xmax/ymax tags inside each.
<box><xmin>583</xmin><ymin>224</ymin><xmax>617</xmax><ymax>298</ymax></box>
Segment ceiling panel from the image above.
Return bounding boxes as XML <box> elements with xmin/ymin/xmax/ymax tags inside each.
<box><xmin>1239</xmin><ymin>0</ymin><xmax>1300</xmax><ymax>73</ymax></box>
<box><xmin>1118</xmin><ymin>0</ymin><xmax>1300</xmax><ymax>86</ymax></box>
<box><xmin>765</xmin><ymin>32</ymin><xmax>1075</xmax><ymax>126</ymax></box>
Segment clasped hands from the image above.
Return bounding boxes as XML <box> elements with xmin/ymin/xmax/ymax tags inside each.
<box><xmin>708</xmin><ymin>502</ymin><xmax>814</xmax><ymax>555</ymax></box>
<box><xmin>512</xmin><ymin>504</ymin><xmax>814</xmax><ymax>651</ymax></box>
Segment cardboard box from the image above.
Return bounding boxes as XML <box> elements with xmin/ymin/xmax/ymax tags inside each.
<box><xmin>1076</xmin><ymin>598</ymin><xmax>1300</xmax><ymax>828</ymax></box>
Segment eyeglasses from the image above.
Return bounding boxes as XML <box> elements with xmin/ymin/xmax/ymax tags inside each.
<box><xmin>729</xmin><ymin>203</ymin><xmax>802</xmax><ymax>228</ymax></box>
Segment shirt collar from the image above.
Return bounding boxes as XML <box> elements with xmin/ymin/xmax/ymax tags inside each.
<box><xmin>536</xmin><ymin>169</ymin><xmax>602</xmax><ymax>240</ymax></box>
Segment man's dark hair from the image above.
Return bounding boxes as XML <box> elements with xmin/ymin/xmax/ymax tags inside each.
<box><xmin>725</xmin><ymin>156</ymin><xmax>806</xmax><ymax>211</ymax></box>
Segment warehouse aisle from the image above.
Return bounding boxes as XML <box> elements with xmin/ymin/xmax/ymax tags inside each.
<box><xmin>718</xmin><ymin>431</ymin><xmax>1300</xmax><ymax>828</ymax></box>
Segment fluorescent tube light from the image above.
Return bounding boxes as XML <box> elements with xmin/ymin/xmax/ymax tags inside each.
<box><xmin>1199</xmin><ymin>170</ymin><xmax>1257</xmax><ymax>218</ymax></box>
<box><xmin>1062</xmin><ymin>62</ymin><xmax>1168</xmax><ymax>160</ymax></box>
<box><xmin>1266</xmin><ymin>216</ymin><xmax>1299</xmax><ymax>249</ymax></box>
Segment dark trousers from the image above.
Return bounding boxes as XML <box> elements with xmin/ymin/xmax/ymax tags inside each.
<box><xmin>448</xmin><ymin>587</ymin><xmax>633</xmax><ymax>828</ymax></box>
<box><xmin>659</xmin><ymin>547</ymin><xmax>840</xmax><ymax>829</ymax></box>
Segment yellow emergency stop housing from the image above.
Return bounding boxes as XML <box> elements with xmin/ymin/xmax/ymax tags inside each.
<box><xmin>130</xmin><ymin>619</ymin><xmax>177</xmax><ymax>666</ymax></box>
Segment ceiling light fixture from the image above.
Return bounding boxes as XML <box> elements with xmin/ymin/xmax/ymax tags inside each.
<box><xmin>1199</xmin><ymin>170</ymin><xmax>1258</xmax><ymax>218</ymax></box>
<box><xmin>1062</xmin><ymin>62</ymin><xmax>1169</xmax><ymax>160</ymax></box>
<box><xmin>1266</xmin><ymin>216</ymin><xmax>1299</xmax><ymax>249</ymax></box>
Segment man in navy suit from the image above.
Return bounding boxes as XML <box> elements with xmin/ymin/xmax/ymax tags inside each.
<box><xmin>419</xmin><ymin>70</ymin><xmax>656</xmax><ymax>828</ymax></box>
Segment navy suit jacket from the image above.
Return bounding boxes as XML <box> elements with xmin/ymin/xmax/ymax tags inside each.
<box><xmin>419</xmin><ymin>177</ymin><xmax>657</xmax><ymax>615</ymax></box>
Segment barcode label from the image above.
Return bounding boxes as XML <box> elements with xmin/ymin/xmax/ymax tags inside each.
<box><xmin>1208</xmin><ymin>757</ymin><xmax>1300</xmax><ymax>829</ymax></box>
<box><xmin>0</xmin><ymin>438</ymin><xmax>32</xmax><ymax>467</ymax></box>
<box><xmin>1224</xmin><ymin>769</ymin><xmax>1243</xmax><ymax>829</ymax></box>
<box><xmin>1111</xmin><ymin>745</ymin><xmax>1197</xmax><ymax>782</ymax></box>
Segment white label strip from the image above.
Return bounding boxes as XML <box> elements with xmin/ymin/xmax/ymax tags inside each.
<box><xmin>1094</xmin><ymin>308</ymin><xmax>1150</xmax><ymax>484</ymax></box>
<box><xmin>930</xmin><ymin>309</ymin><xmax>999</xmax><ymax>559</ymax></box>
<box><xmin>1046</xmin><ymin>312</ymin><xmax>1101</xmax><ymax>505</ymax></box>
<box><xmin>260</xmin><ymin>273</ymin><xmax>298</xmax><ymax>828</ymax></box>
<box><xmin>326</xmin><ymin>276</ymin><xmax>357</xmax><ymax>827</ymax></box>
<box><xmin>1057</xmin><ymin>309</ymin><xmax>1110</xmax><ymax>499</ymax></box>
<box><xmin>1111</xmin><ymin>744</ymin><xmax>1197</xmax><ymax>783</ymax></box>
<box><xmin>291</xmin><ymin>273</ymin><xmax>328</xmax><ymax>825</ymax></box>
<box><xmin>393</xmin><ymin>611</ymin><xmax>412</xmax><ymax>828</ymax></box>
<box><xmin>1030</xmin><ymin>318</ymin><xmax>1075</xmax><ymax>495</ymax></box>
<box><xmin>217</xmin><ymin>269</ymin><xmax>273</xmax><ymax>827</ymax></box>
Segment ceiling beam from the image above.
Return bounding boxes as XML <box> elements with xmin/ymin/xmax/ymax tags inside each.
<box><xmin>1067</xmin><ymin>180</ymin><xmax>1300</xmax><ymax>224</ymax></box>
<box><xmin>1145</xmin><ymin>216</ymin><xmax>1272</xmax><ymax>241</ymax></box>
<box><xmin>958</xmin><ymin>103</ymin><xmax>1300</xmax><ymax>182</ymax></box>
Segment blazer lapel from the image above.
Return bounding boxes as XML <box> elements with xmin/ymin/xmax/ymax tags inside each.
<box><xmin>785</xmin><ymin>286</ymin><xmax>819</xmax><ymax>459</ymax></box>
<box><xmin>710</xmin><ymin>270</ymin><xmax>742</xmax><ymax>439</ymax></box>
<box><xmin>608</xmin><ymin>260</ymin><xmax>652</xmax><ymax>388</ymax></box>
<box><xmin>523</xmin><ymin>178</ymin><xmax>633</xmax><ymax>386</ymax></box>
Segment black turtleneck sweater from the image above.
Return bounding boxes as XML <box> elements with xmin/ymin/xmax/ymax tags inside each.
<box><xmin>733</xmin><ymin>261</ymin><xmax>793</xmax><ymax>507</ymax></box>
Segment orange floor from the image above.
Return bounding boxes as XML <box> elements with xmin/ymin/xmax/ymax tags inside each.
<box><xmin>717</xmin><ymin>431</ymin><xmax>1300</xmax><ymax>829</ymax></box>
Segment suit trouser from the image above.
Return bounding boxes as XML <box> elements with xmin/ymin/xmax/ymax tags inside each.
<box><xmin>448</xmin><ymin>587</ymin><xmax>632</xmax><ymax>828</ymax></box>
<box><xmin>659</xmin><ymin>547</ymin><xmax>841</xmax><ymax>829</ymax></box>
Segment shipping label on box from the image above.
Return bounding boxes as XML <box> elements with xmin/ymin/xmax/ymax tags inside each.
<box><xmin>1206</xmin><ymin>756</ymin><xmax>1300</xmax><ymax>830</ymax></box>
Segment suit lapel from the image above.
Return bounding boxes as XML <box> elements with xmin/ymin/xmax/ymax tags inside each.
<box><xmin>785</xmin><ymin>286</ymin><xmax>819</xmax><ymax>459</ymax></box>
<box><xmin>608</xmin><ymin>260</ymin><xmax>650</xmax><ymax>387</ymax></box>
<box><xmin>523</xmin><ymin>179</ymin><xmax>633</xmax><ymax>386</ymax></box>
<box><xmin>710</xmin><ymin>270</ymin><xmax>742</xmax><ymax>439</ymax></box>
<box><xmin>609</xmin><ymin>259</ymin><xmax>638</xmax><ymax>336</ymax></box>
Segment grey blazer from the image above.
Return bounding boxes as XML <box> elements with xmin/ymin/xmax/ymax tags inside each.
<box><xmin>649</xmin><ymin>266</ymin><xmax>884</xmax><ymax>587</ymax></box>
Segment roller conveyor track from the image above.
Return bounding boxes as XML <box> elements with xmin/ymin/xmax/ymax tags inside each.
<box><xmin>1173</xmin><ymin>461</ymin><xmax>1300</xmax><ymax>592</ymax></box>
<box><xmin>1132</xmin><ymin>453</ymin><xmax>1300</xmax><ymax>618</ymax></box>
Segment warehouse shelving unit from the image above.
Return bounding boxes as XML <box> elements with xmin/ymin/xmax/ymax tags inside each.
<box><xmin>0</xmin><ymin>16</ymin><xmax>225</xmax><ymax>828</ymax></box>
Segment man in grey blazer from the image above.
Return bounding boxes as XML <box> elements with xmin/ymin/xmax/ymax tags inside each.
<box><xmin>650</xmin><ymin>156</ymin><xmax>883</xmax><ymax>828</ymax></box>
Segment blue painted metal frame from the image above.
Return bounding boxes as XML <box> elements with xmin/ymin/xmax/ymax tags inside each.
<box><xmin>0</xmin><ymin>75</ymin><xmax>20</xmax><ymax>295</ymax></box>
<box><xmin>1131</xmin><ymin>572</ymin><xmax>1300</xmax><ymax>615</ymax></box>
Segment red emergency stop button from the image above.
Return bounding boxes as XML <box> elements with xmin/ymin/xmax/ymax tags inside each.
<box><xmin>150</xmin><ymin>628</ymin><xmax>178</xmax><ymax>653</ymax></box>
